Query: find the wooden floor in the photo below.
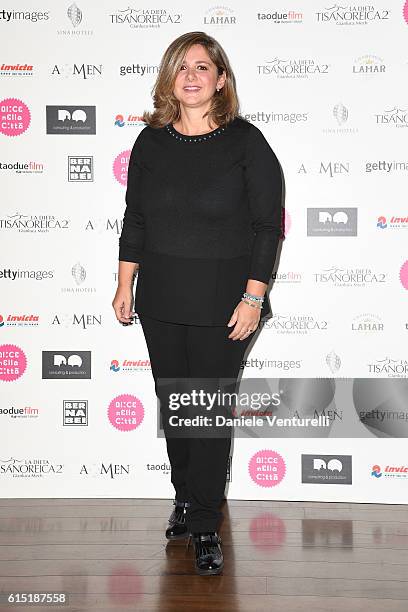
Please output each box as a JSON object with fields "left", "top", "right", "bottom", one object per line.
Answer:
{"left": 0, "top": 498, "right": 407, "bottom": 611}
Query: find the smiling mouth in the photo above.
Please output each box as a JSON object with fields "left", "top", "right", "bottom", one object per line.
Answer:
{"left": 184, "top": 86, "right": 201, "bottom": 91}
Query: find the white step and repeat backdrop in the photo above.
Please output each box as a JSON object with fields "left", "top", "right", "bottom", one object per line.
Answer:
{"left": 1, "top": 1, "right": 408, "bottom": 503}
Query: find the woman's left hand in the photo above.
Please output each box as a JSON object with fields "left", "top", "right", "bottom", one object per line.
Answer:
{"left": 227, "top": 300, "right": 261, "bottom": 340}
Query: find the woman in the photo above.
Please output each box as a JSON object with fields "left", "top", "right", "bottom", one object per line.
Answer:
{"left": 112, "top": 31, "right": 283, "bottom": 576}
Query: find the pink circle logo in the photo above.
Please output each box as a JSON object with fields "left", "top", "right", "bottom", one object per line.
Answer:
{"left": 400, "top": 260, "right": 408, "bottom": 289}
{"left": 0, "top": 98, "right": 31, "bottom": 137}
{"left": 283, "top": 208, "right": 291, "bottom": 237}
{"left": 248, "top": 449, "right": 286, "bottom": 487}
{"left": 108, "top": 393, "right": 144, "bottom": 431}
{"left": 0, "top": 343, "right": 27, "bottom": 381}
{"left": 113, "top": 150, "right": 131, "bottom": 186}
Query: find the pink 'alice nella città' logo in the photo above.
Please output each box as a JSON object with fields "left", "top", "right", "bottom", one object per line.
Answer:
{"left": 248, "top": 449, "right": 286, "bottom": 487}
{"left": 400, "top": 260, "right": 408, "bottom": 289}
{"left": 113, "top": 150, "right": 131, "bottom": 186}
{"left": 403, "top": 0, "right": 408, "bottom": 24}
{"left": 282, "top": 208, "right": 291, "bottom": 237}
{"left": 0, "top": 98, "right": 31, "bottom": 136}
{"left": 0, "top": 343, "right": 27, "bottom": 381}
{"left": 108, "top": 393, "right": 144, "bottom": 431}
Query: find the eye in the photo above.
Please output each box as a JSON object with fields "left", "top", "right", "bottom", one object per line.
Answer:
{"left": 179, "top": 64, "right": 208, "bottom": 70}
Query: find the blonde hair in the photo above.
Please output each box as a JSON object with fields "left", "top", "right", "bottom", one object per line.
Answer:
{"left": 142, "top": 31, "right": 240, "bottom": 129}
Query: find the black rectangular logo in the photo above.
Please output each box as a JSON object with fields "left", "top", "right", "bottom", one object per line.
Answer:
{"left": 302, "top": 454, "right": 352, "bottom": 484}
{"left": 46, "top": 105, "right": 96, "bottom": 134}
{"left": 42, "top": 351, "right": 91, "bottom": 379}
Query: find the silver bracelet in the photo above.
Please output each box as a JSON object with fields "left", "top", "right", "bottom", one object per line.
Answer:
{"left": 243, "top": 291, "right": 264, "bottom": 303}
{"left": 241, "top": 298, "right": 262, "bottom": 309}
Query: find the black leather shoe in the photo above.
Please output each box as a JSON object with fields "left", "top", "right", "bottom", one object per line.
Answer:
{"left": 188, "top": 531, "right": 224, "bottom": 575}
{"left": 165, "top": 499, "right": 191, "bottom": 540}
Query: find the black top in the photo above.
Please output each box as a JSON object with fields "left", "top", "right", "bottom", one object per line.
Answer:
{"left": 118, "top": 115, "right": 283, "bottom": 326}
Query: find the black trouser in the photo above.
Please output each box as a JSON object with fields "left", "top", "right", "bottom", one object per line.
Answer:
{"left": 138, "top": 314, "right": 252, "bottom": 533}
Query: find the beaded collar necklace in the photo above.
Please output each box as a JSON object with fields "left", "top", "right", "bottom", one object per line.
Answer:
{"left": 165, "top": 122, "right": 226, "bottom": 143}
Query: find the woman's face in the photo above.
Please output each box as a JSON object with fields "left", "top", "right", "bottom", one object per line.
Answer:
{"left": 173, "top": 43, "right": 225, "bottom": 111}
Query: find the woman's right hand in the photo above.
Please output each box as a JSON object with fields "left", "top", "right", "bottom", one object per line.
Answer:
{"left": 112, "top": 285, "right": 135, "bottom": 325}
